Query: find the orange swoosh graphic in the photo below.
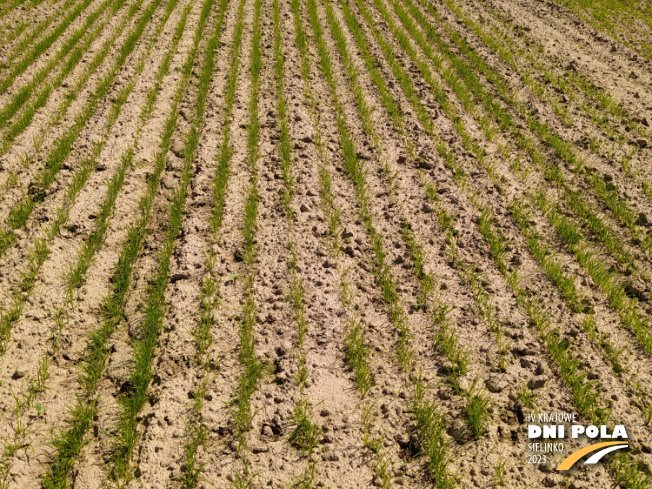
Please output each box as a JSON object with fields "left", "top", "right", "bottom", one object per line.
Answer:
{"left": 557, "top": 441, "right": 629, "bottom": 470}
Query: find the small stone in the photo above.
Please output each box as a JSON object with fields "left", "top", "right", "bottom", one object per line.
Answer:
{"left": 513, "top": 344, "right": 536, "bottom": 356}
{"left": 543, "top": 474, "right": 558, "bottom": 487}
{"left": 171, "top": 140, "right": 185, "bottom": 158}
{"left": 275, "top": 343, "right": 289, "bottom": 357}
{"left": 437, "top": 389, "right": 451, "bottom": 400}
{"left": 321, "top": 452, "right": 339, "bottom": 462}
{"left": 171, "top": 272, "right": 190, "bottom": 283}
{"left": 416, "top": 159, "right": 432, "bottom": 170}
{"left": 624, "top": 280, "right": 647, "bottom": 301}
{"left": 528, "top": 377, "right": 547, "bottom": 390}
{"left": 234, "top": 247, "right": 245, "bottom": 262}
{"left": 636, "top": 213, "right": 650, "bottom": 226}
{"left": 485, "top": 376, "right": 506, "bottom": 393}
{"left": 447, "top": 419, "right": 470, "bottom": 441}
{"left": 300, "top": 203, "right": 310, "bottom": 212}
{"left": 252, "top": 445, "right": 269, "bottom": 454}
{"left": 262, "top": 425, "right": 273, "bottom": 437}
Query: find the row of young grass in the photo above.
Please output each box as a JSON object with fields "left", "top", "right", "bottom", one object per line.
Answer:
{"left": 291, "top": 1, "right": 393, "bottom": 485}
{"left": 509, "top": 192, "right": 652, "bottom": 422}
{"left": 170, "top": 0, "right": 245, "bottom": 486}
{"left": 391, "top": 0, "right": 652, "bottom": 441}
{"left": 0, "top": 0, "right": 74, "bottom": 72}
{"left": 450, "top": 0, "right": 652, "bottom": 204}
{"left": 401, "top": 0, "right": 652, "bottom": 382}
{"left": 0, "top": 1, "right": 186, "bottom": 482}
{"left": 0, "top": 0, "right": 166, "bottom": 353}
{"left": 0, "top": 0, "right": 122, "bottom": 136}
{"left": 345, "top": 1, "right": 652, "bottom": 485}
{"left": 427, "top": 0, "right": 652, "bottom": 258}
{"left": 39, "top": 0, "right": 211, "bottom": 484}
{"left": 292, "top": 0, "right": 372, "bottom": 404}
{"left": 229, "top": 0, "right": 269, "bottom": 486}
{"left": 385, "top": 0, "right": 652, "bottom": 358}
{"left": 110, "top": 0, "right": 229, "bottom": 482}
{"left": 0, "top": 0, "right": 139, "bottom": 163}
{"left": 370, "top": 0, "right": 620, "bottom": 416}
{"left": 64, "top": 0, "right": 185, "bottom": 304}
{"left": 307, "top": 1, "right": 473, "bottom": 486}
{"left": 550, "top": 0, "right": 652, "bottom": 60}
{"left": 472, "top": 0, "right": 636, "bottom": 128}
{"left": 344, "top": 0, "right": 609, "bottom": 426}
{"left": 331, "top": 0, "right": 528, "bottom": 470}
{"left": 0, "top": 0, "right": 100, "bottom": 94}
{"left": 0, "top": 0, "right": 164, "bottom": 260}
{"left": 272, "top": 0, "right": 323, "bottom": 485}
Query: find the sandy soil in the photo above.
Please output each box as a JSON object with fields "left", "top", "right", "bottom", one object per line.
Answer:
{"left": 0, "top": 0, "right": 651, "bottom": 487}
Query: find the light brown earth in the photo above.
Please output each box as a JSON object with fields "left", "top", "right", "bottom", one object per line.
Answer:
{"left": 0, "top": 0, "right": 651, "bottom": 487}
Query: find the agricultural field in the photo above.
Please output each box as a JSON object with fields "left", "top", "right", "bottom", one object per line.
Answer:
{"left": 0, "top": 0, "right": 651, "bottom": 486}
